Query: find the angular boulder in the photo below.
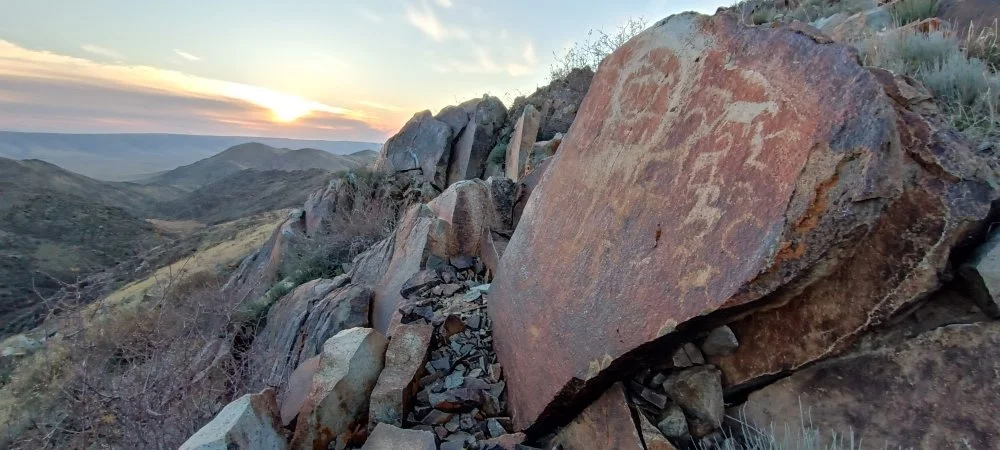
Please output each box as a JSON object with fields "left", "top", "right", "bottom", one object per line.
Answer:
{"left": 291, "top": 328, "right": 389, "bottom": 450}
{"left": 446, "top": 96, "right": 508, "bottom": 186}
{"left": 375, "top": 110, "right": 453, "bottom": 185}
{"left": 550, "top": 383, "right": 645, "bottom": 450}
{"left": 504, "top": 105, "right": 540, "bottom": 182}
{"left": 179, "top": 389, "right": 286, "bottom": 450}
{"left": 739, "top": 322, "right": 1000, "bottom": 449}
{"left": 280, "top": 356, "right": 319, "bottom": 426}
{"left": 251, "top": 281, "right": 371, "bottom": 389}
{"left": 488, "top": 12, "right": 995, "bottom": 432}
{"left": 503, "top": 67, "right": 594, "bottom": 142}
{"left": 511, "top": 156, "right": 552, "bottom": 228}
{"left": 369, "top": 323, "right": 435, "bottom": 428}
{"left": 427, "top": 179, "right": 501, "bottom": 258}
{"left": 360, "top": 423, "right": 437, "bottom": 450}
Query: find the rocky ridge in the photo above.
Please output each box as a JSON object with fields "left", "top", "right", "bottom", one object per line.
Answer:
{"left": 181, "top": 6, "right": 1000, "bottom": 450}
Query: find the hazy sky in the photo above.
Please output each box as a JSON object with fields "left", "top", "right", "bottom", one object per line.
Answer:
{"left": 0, "top": 1, "right": 725, "bottom": 142}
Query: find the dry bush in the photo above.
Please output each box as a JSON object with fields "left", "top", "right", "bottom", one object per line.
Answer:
{"left": 888, "top": 0, "right": 939, "bottom": 26}
{"left": 0, "top": 270, "right": 258, "bottom": 449}
{"left": 965, "top": 20, "right": 1000, "bottom": 72}
{"left": 549, "top": 17, "right": 648, "bottom": 80}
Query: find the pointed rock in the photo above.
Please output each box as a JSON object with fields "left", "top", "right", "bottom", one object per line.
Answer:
{"left": 375, "top": 110, "right": 452, "bottom": 185}
{"left": 662, "top": 366, "right": 724, "bottom": 429}
{"left": 369, "top": 323, "right": 435, "bottom": 428}
{"left": 504, "top": 105, "right": 540, "bottom": 182}
{"left": 550, "top": 383, "right": 645, "bottom": 449}
{"left": 180, "top": 389, "right": 286, "bottom": 450}
{"left": 290, "top": 328, "right": 389, "bottom": 450}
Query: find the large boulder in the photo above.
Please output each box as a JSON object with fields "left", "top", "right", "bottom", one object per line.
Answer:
{"left": 368, "top": 322, "right": 435, "bottom": 428}
{"left": 223, "top": 213, "right": 305, "bottom": 303}
{"left": 446, "top": 96, "right": 508, "bottom": 186}
{"left": 550, "top": 383, "right": 645, "bottom": 450}
{"left": 504, "top": 105, "right": 541, "bottom": 182}
{"left": 739, "top": 321, "right": 1000, "bottom": 449}
{"left": 487, "top": 12, "right": 996, "bottom": 432}
{"left": 375, "top": 111, "right": 453, "bottom": 186}
{"left": 502, "top": 67, "right": 594, "bottom": 142}
{"left": 250, "top": 280, "right": 371, "bottom": 389}
{"left": 179, "top": 389, "right": 286, "bottom": 450}
{"left": 427, "top": 179, "right": 502, "bottom": 258}
{"left": 290, "top": 327, "right": 389, "bottom": 450}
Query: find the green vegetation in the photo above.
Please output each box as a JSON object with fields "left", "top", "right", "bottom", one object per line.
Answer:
{"left": 549, "top": 16, "right": 648, "bottom": 80}
{"left": 861, "top": 30, "right": 1000, "bottom": 145}
{"left": 888, "top": 0, "right": 938, "bottom": 26}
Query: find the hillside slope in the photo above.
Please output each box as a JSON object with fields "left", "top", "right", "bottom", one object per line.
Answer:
{"left": 143, "top": 143, "right": 376, "bottom": 190}
{"left": 0, "top": 131, "right": 380, "bottom": 181}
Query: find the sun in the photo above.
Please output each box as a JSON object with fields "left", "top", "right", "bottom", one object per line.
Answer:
{"left": 270, "top": 102, "right": 311, "bottom": 122}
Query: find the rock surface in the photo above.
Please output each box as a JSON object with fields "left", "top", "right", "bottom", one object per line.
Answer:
{"left": 504, "top": 105, "right": 540, "bottom": 182}
{"left": 361, "top": 423, "right": 437, "bottom": 450}
{"left": 179, "top": 389, "right": 286, "bottom": 450}
{"left": 290, "top": 328, "right": 389, "bottom": 450}
{"left": 487, "top": 12, "right": 995, "bottom": 432}
{"left": 740, "top": 322, "right": 1000, "bottom": 449}
{"left": 369, "top": 323, "right": 435, "bottom": 428}
{"left": 251, "top": 281, "right": 371, "bottom": 389}
{"left": 446, "top": 96, "right": 508, "bottom": 186}
{"left": 550, "top": 383, "right": 644, "bottom": 450}
{"left": 375, "top": 110, "right": 453, "bottom": 185}
{"left": 661, "top": 366, "right": 724, "bottom": 429}
{"left": 428, "top": 180, "right": 502, "bottom": 258}
{"left": 959, "top": 231, "right": 1000, "bottom": 317}
{"left": 502, "top": 67, "right": 594, "bottom": 142}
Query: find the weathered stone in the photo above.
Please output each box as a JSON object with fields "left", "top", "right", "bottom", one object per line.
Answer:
{"left": 428, "top": 179, "right": 500, "bottom": 259}
{"left": 504, "top": 105, "right": 540, "bottom": 182}
{"left": 251, "top": 281, "right": 371, "bottom": 390}
{"left": 637, "top": 411, "right": 679, "bottom": 450}
{"left": 656, "top": 404, "right": 688, "bottom": 438}
{"left": 224, "top": 215, "right": 304, "bottom": 304}
{"left": 401, "top": 270, "right": 442, "bottom": 297}
{"left": 662, "top": 366, "right": 724, "bottom": 430}
{"left": 639, "top": 387, "right": 668, "bottom": 409}
{"left": 483, "top": 178, "right": 516, "bottom": 234}
{"left": 421, "top": 409, "right": 454, "bottom": 426}
{"left": 550, "top": 383, "right": 644, "bottom": 450}
{"left": 682, "top": 343, "right": 704, "bottom": 365}
{"left": 479, "top": 230, "right": 509, "bottom": 276}
{"left": 371, "top": 204, "right": 448, "bottom": 334}
{"left": 349, "top": 238, "right": 395, "bottom": 290}
{"left": 502, "top": 67, "right": 594, "bottom": 142}
{"left": 488, "top": 12, "right": 995, "bottom": 431}
{"left": 480, "top": 432, "right": 527, "bottom": 449}
{"left": 699, "top": 326, "right": 739, "bottom": 356}
{"left": 446, "top": 96, "right": 508, "bottom": 186}
{"left": 375, "top": 110, "right": 453, "bottom": 185}
{"left": 429, "top": 387, "right": 483, "bottom": 412}
{"left": 823, "top": 6, "right": 893, "bottom": 42}
{"left": 740, "top": 322, "right": 1000, "bottom": 449}
{"left": 486, "top": 417, "right": 508, "bottom": 438}
{"left": 360, "top": 423, "right": 437, "bottom": 450}
{"left": 525, "top": 134, "right": 561, "bottom": 178}
{"left": 291, "top": 328, "right": 389, "bottom": 450}
{"left": 370, "top": 323, "right": 435, "bottom": 428}
{"left": 180, "top": 389, "right": 286, "bottom": 450}
{"left": 959, "top": 231, "right": 1000, "bottom": 317}
{"left": 510, "top": 156, "right": 551, "bottom": 228}
{"left": 280, "top": 356, "right": 319, "bottom": 426}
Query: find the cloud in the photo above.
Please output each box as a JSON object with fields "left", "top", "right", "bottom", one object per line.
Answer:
{"left": 433, "top": 0, "right": 453, "bottom": 7}
{"left": 429, "top": 45, "right": 536, "bottom": 77}
{"left": 405, "top": 2, "right": 468, "bottom": 41}
{"left": 81, "top": 44, "right": 124, "bottom": 60}
{"left": 523, "top": 42, "right": 536, "bottom": 65}
{"left": 357, "top": 100, "right": 405, "bottom": 112}
{"left": 357, "top": 7, "right": 384, "bottom": 24}
{"left": 173, "top": 49, "right": 201, "bottom": 61}
{"left": 0, "top": 40, "right": 389, "bottom": 140}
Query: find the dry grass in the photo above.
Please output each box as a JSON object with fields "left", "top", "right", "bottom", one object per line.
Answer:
{"left": 549, "top": 16, "right": 648, "bottom": 80}
{"left": 888, "top": 0, "right": 939, "bottom": 26}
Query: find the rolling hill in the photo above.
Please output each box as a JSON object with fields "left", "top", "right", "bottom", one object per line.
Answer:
{"left": 0, "top": 131, "right": 381, "bottom": 181}
{"left": 141, "top": 142, "right": 377, "bottom": 190}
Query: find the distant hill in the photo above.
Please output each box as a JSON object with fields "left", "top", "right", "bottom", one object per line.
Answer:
{"left": 142, "top": 142, "right": 377, "bottom": 191}
{"left": 157, "top": 168, "right": 335, "bottom": 224}
{"left": 0, "top": 131, "right": 381, "bottom": 181}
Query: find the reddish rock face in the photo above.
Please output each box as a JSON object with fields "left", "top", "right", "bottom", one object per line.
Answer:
{"left": 487, "top": 12, "right": 996, "bottom": 432}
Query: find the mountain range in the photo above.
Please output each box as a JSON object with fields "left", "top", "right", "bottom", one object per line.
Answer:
{"left": 0, "top": 131, "right": 381, "bottom": 181}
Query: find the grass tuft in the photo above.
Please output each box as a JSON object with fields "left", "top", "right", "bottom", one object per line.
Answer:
{"left": 889, "top": 0, "right": 939, "bottom": 26}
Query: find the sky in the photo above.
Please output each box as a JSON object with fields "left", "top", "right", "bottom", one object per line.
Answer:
{"left": 0, "top": 0, "right": 725, "bottom": 142}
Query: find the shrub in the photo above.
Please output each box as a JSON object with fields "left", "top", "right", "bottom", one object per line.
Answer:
{"left": 964, "top": 20, "right": 1000, "bottom": 72}
{"left": 0, "top": 272, "right": 254, "bottom": 449}
{"left": 860, "top": 29, "right": 999, "bottom": 145}
{"left": 782, "top": 0, "right": 877, "bottom": 24}
{"left": 549, "top": 17, "right": 648, "bottom": 80}
{"left": 889, "top": 0, "right": 938, "bottom": 26}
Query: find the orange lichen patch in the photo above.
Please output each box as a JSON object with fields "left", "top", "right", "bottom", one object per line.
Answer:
{"left": 774, "top": 240, "right": 807, "bottom": 264}
{"left": 794, "top": 173, "right": 839, "bottom": 234}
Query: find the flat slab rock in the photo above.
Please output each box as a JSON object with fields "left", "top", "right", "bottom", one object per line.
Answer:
{"left": 740, "top": 321, "right": 1000, "bottom": 449}
{"left": 550, "top": 383, "right": 644, "bottom": 450}
{"left": 180, "top": 389, "right": 286, "bottom": 450}
{"left": 488, "top": 12, "right": 995, "bottom": 432}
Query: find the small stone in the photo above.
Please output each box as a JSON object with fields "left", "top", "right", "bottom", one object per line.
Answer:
{"left": 640, "top": 387, "right": 668, "bottom": 409}
{"left": 445, "top": 372, "right": 465, "bottom": 389}
{"left": 450, "top": 255, "right": 476, "bottom": 270}
{"left": 700, "top": 326, "right": 739, "bottom": 356}
{"left": 432, "top": 285, "right": 444, "bottom": 296}
{"left": 460, "top": 413, "right": 477, "bottom": 430}
{"left": 434, "top": 426, "right": 449, "bottom": 439}
{"left": 401, "top": 270, "right": 442, "bottom": 297}
{"left": 649, "top": 372, "right": 667, "bottom": 389}
{"left": 656, "top": 404, "right": 689, "bottom": 438}
{"left": 360, "top": 423, "right": 436, "bottom": 450}
{"left": 431, "top": 356, "right": 452, "bottom": 372}
{"left": 486, "top": 418, "right": 507, "bottom": 438}
{"left": 444, "top": 315, "right": 467, "bottom": 338}
{"left": 439, "top": 441, "right": 463, "bottom": 450}
{"left": 421, "top": 409, "right": 454, "bottom": 426}
{"left": 445, "top": 414, "right": 461, "bottom": 432}
{"left": 441, "top": 283, "right": 464, "bottom": 296}
{"left": 683, "top": 343, "right": 705, "bottom": 365}
{"left": 662, "top": 366, "right": 724, "bottom": 429}
{"left": 671, "top": 347, "right": 692, "bottom": 368}
{"left": 465, "top": 314, "right": 482, "bottom": 329}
